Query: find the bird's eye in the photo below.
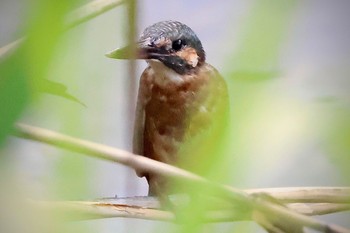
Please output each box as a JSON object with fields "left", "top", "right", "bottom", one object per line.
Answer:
{"left": 172, "top": 39, "right": 185, "bottom": 51}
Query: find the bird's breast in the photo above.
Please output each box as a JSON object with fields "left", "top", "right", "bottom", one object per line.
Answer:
{"left": 143, "top": 73, "right": 209, "bottom": 164}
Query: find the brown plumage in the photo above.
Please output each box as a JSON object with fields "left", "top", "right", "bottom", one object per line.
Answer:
{"left": 106, "top": 20, "right": 229, "bottom": 196}
{"left": 134, "top": 62, "right": 228, "bottom": 195}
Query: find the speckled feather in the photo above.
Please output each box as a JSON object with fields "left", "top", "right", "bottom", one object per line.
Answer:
{"left": 133, "top": 63, "right": 228, "bottom": 195}
{"left": 132, "top": 21, "right": 229, "bottom": 196}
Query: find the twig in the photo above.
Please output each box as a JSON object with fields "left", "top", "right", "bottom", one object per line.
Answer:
{"left": 13, "top": 123, "right": 206, "bottom": 184}
{"left": 287, "top": 203, "right": 350, "bottom": 216}
{"left": 0, "top": 0, "right": 124, "bottom": 59}
{"left": 247, "top": 187, "right": 350, "bottom": 204}
{"left": 64, "top": 0, "right": 124, "bottom": 30}
{"left": 0, "top": 37, "right": 25, "bottom": 61}
{"left": 34, "top": 200, "right": 251, "bottom": 222}
{"left": 13, "top": 123, "right": 350, "bottom": 233}
{"left": 92, "top": 190, "right": 350, "bottom": 215}
{"left": 32, "top": 197, "right": 350, "bottom": 222}
{"left": 33, "top": 200, "right": 175, "bottom": 222}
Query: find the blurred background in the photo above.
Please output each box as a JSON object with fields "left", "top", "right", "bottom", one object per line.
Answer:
{"left": 0, "top": 0, "right": 349, "bottom": 232}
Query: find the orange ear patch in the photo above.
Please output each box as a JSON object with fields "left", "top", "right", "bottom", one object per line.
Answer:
{"left": 176, "top": 47, "right": 199, "bottom": 67}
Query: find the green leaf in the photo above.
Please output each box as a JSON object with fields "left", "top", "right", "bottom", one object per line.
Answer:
{"left": 0, "top": 51, "right": 30, "bottom": 145}
{"left": 37, "top": 79, "right": 85, "bottom": 106}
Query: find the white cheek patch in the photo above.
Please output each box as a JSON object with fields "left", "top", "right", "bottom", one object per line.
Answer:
{"left": 188, "top": 54, "right": 199, "bottom": 67}
{"left": 177, "top": 47, "right": 199, "bottom": 67}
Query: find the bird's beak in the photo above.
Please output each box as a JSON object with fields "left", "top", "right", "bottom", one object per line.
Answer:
{"left": 105, "top": 45, "right": 139, "bottom": 59}
{"left": 106, "top": 43, "right": 168, "bottom": 60}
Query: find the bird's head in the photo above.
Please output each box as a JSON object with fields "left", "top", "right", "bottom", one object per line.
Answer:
{"left": 106, "top": 20, "right": 205, "bottom": 75}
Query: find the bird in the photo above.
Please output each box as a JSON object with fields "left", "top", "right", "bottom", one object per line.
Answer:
{"left": 106, "top": 21, "right": 304, "bottom": 233}
{"left": 106, "top": 20, "right": 229, "bottom": 196}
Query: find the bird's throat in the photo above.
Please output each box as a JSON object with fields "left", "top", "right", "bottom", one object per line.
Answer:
{"left": 148, "top": 60, "right": 185, "bottom": 86}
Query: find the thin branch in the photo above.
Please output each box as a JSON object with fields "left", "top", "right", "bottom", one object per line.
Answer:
{"left": 0, "top": 0, "right": 124, "bottom": 59}
{"left": 92, "top": 189, "right": 350, "bottom": 213}
{"left": 247, "top": 187, "right": 350, "bottom": 204}
{"left": 64, "top": 0, "right": 124, "bottom": 29}
{"left": 33, "top": 198, "right": 350, "bottom": 222}
{"left": 33, "top": 200, "right": 175, "bottom": 222}
{"left": 0, "top": 37, "right": 25, "bottom": 61}
{"left": 13, "top": 123, "right": 350, "bottom": 233}
{"left": 34, "top": 200, "right": 251, "bottom": 222}
{"left": 287, "top": 203, "right": 350, "bottom": 216}
{"left": 13, "top": 123, "right": 206, "bottom": 184}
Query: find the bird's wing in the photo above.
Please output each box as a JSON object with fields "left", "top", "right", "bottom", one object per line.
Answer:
{"left": 178, "top": 64, "right": 230, "bottom": 176}
{"left": 187, "top": 64, "right": 229, "bottom": 137}
{"left": 132, "top": 67, "right": 153, "bottom": 163}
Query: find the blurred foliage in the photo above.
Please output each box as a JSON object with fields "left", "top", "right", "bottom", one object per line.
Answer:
{"left": 0, "top": 0, "right": 349, "bottom": 233}
{"left": 324, "top": 107, "right": 350, "bottom": 183}
{"left": 169, "top": 1, "right": 303, "bottom": 232}
{"left": 0, "top": 0, "right": 79, "bottom": 145}
{"left": 0, "top": 0, "right": 90, "bottom": 232}
{"left": 230, "top": 0, "right": 297, "bottom": 74}
{"left": 0, "top": 50, "right": 29, "bottom": 144}
{"left": 224, "top": 1, "right": 299, "bottom": 186}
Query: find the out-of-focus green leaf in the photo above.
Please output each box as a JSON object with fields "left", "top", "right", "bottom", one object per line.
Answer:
{"left": 227, "top": 0, "right": 298, "bottom": 81}
{"left": 38, "top": 79, "right": 85, "bottom": 106}
{"left": 167, "top": 4, "right": 302, "bottom": 231}
{"left": 24, "top": 0, "right": 80, "bottom": 98}
{"left": 324, "top": 108, "right": 350, "bottom": 183}
{"left": 229, "top": 71, "right": 277, "bottom": 82}
{"left": 0, "top": 0, "right": 80, "bottom": 145}
{"left": 224, "top": 0, "right": 299, "bottom": 186}
{"left": 0, "top": 50, "right": 29, "bottom": 145}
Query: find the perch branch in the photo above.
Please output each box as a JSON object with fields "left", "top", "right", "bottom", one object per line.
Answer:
{"left": 0, "top": 0, "right": 124, "bottom": 59}
{"left": 13, "top": 123, "right": 350, "bottom": 233}
{"left": 247, "top": 187, "right": 350, "bottom": 204}
{"left": 33, "top": 200, "right": 175, "bottom": 222}
{"left": 33, "top": 200, "right": 250, "bottom": 222}
{"left": 287, "top": 203, "right": 350, "bottom": 216}
{"left": 33, "top": 197, "right": 350, "bottom": 222}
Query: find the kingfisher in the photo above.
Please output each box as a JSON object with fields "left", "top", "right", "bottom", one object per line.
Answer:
{"left": 106, "top": 20, "right": 229, "bottom": 196}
